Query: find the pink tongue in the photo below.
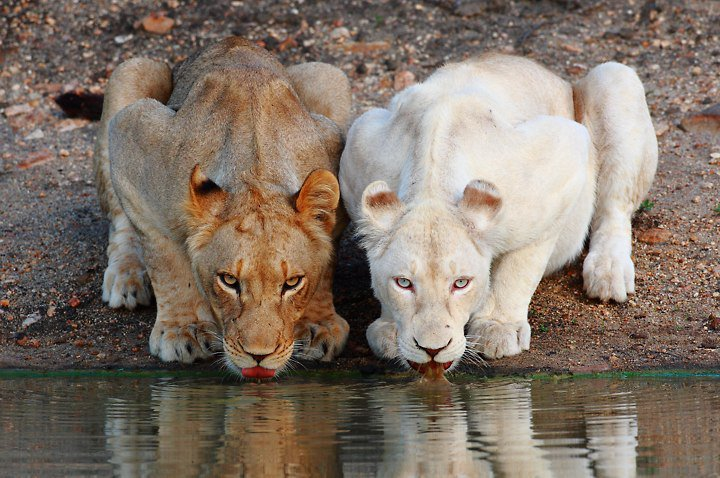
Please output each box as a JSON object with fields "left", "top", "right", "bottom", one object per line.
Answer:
{"left": 241, "top": 366, "right": 276, "bottom": 379}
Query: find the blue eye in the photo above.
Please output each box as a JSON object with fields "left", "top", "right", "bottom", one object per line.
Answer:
{"left": 395, "top": 277, "right": 413, "bottom": 289}
{"left": 453, "top": 278, "right": 470, "bottom": 290}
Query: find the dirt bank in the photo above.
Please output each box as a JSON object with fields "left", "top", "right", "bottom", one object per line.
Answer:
{"left": 1, "top": 0, "right": 718, "bottom": 376}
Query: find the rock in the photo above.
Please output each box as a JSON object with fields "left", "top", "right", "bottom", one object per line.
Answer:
{"left": 114, "top": 34, "right": 134, "bottom": 44}
{"left": 24, "top": 129, "right": 44, "bottom": 140}
{"left": 4, "top": 103, "right": 33, "bottom": 117}
{"left": 141, "top": 13, "right": 174, "bottom": 34}
{"left": 637, "top": 228, "right": 672, "bottom": 244}
{"left": 681, "top": 103, "right": 720, "bottom": 135}
{"left": 17, "top": 149, "right": 55, "bottom": 170}
{"left": 330, "top": 27, "right": 350, "bottom": 40}
{"left": 706, "top": 314, "right": 720, "bottom": 331}
{"left": 394, "top": 70, "right": 416, "bottom": 91}
{"left": 22, "top": 311, "right": 42, "bottom": 329}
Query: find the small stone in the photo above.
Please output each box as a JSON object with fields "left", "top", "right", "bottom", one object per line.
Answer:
{"left": 630, "top": 331, "right": 648, "bottom": 339}
{"left": 700, "top": 337, "right": 718, "bottom": 349}
{"left": 114, "top": 34, "right": 134, "bottom": 44}
{"left": 637, "top": 228, "right": 672, "bottom": 244}
{"left": 692, "top": 196, "right": 701, "bottom": 203}
{"left": 691, "top": 66, "right": 702, "bottom": 76}
{"left": 24, "top": 128, "right": 44, "bottom": 140}
{"left": 707, "top": 314, "right": 720, "bottom": 331}
{"left": 141, "top": 13, "right": 174, "bottom": 34}
{"left": 17, "top": 149, "right": 55, "bottom": 170}
{"left": 22, "top": 311, "right": 42, "bottom": 328}
{"left": 330, "top": 27, "right": 350, "bottom": 40}
{"left": 394, "top": 70, "right": 416, "bottom": 91}
{"left": 46, "top": 306, "right": 56, "bottom": 317}
{"left": 59, "top": 149, "right": 70, "bottom": 157}
{"left": 4, "top": 104, "right": 33, "bottom": 117}
{"left": 68, "top": 297, "right": 81, "bottom": 308}
{"left": 681, "top": 103, "right": 720, "bottom": 135}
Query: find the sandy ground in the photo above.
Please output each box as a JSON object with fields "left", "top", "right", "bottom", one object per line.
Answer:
{"left": 1, "top": 0, "right": 719, "bottom": 377}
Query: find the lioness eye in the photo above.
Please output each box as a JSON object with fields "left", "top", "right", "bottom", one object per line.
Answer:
{"left": 283, "top": 276, "right": 304, "bottom": 291}
{"left": 395, "top": 277, "right": 413, "bottom": 290}
{"left": 220, "top": 273, "right": 238, "bottom": 289}
{"left": 453, "top": 278, "right": 470, "bottom": 290}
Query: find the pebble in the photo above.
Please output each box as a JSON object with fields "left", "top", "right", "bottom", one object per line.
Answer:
{"left": 637, "top": 228, "right": 672, "bottom": 244}
{"left": 114, "top": 34, "right": 134, "bottom": 44}
{"left": 24, "top": 129, "right": 44, "bottom": 140}
{"left": 394, "top": 70, "right": 416, "bottom": 91}
{"left": 330, "top": 27, "right": 350, "bottom": 40}
{"left": 141, "top": 13, "right": 174, "bottom": 34}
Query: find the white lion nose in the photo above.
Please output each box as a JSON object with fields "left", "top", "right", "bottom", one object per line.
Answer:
{"left": 414, "top": 338, "right": 452, "bottom": 360}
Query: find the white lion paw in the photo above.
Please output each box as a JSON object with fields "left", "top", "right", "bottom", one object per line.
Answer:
{"left": 102, "top": 251, "right": 152, "bottom": 310}
{"left": 366, "top": 318, "right": 399, "bottom": 359}
{"left": 467, "top": 319, "right": 531, "bottom": 359}
{"left": 149, "top": 317, "right": 217, "bottom": 363}
{"left": 582, "top": 241, "right": 635, "bottom": 302}
{"left": 294, "top": 313, "right": 349, "bottom": 361}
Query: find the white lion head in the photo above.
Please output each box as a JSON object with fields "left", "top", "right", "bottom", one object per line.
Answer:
{"left": 357, "top": 179, "right": 502, "bottom": 374}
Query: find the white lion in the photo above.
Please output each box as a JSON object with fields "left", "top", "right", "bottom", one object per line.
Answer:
{"left": 340, "top": 54, "right": 657, "bottom": 374}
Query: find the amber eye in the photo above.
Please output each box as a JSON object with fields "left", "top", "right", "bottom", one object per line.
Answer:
{"left": 283, "top": 276, "right": 304, "bottom": 292}
{"left": 453, "top": 278, "right": 470, "bottom": 290}
{"left": 219, "top": 273, "right": 239, "bottom": 290}
{"left": 395, "top": 277, "right": 413, "bottom": 290}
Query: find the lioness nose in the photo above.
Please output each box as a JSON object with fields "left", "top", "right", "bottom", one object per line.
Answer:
{"left": 415, "top": 338, "right": 451, "bottom": 359}
{"left": 249, "top": 353, "right": 270, "bottom": 363}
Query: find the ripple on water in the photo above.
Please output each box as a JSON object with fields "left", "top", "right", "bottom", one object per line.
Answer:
{"left": 0, "top": 373, "right": 719, "bottom": 476}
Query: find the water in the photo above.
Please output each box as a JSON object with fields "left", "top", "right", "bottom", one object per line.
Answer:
{"left": 0, "top": 372, "right": 718, "bottom": 477}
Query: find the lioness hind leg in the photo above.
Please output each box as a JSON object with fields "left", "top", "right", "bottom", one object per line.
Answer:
{"left": 94, "top": 58, "right": 172, "bottom": 310}
{"left": 294, "top": 266, "right": 349, "bottom": 361}
{"left": 143, "top": 235, "right": 218, "bottom": 363}
{"left": 574, "top": 63, "right": 658, "bottom": 302}
{"left": 286, "top": 63, "right": 352, "bottom": 131}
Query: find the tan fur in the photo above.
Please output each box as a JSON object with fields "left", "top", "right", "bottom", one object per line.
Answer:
{"left": 94, "top": 37, "right": 351, "bottom": 372}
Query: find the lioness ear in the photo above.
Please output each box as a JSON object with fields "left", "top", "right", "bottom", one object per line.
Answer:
{"left": 458, "top": 180, "right": 502, "bottom": 230}
{"left": 187, "top": 164, "right": 228, "bottom": 223}
{"left": 359, "top": 181, "right": 404, "bottom": 234}
{"left": 296, "top": 169, "right": 340, "bottom": 235}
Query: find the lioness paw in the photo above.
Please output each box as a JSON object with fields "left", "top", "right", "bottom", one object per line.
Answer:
{"left": 102, "top": 251, "right": 152, "bottom": 310}
{"left": 366, "top": 318, "right": 399, "bottom": 359}
{"left": 467, "top": 319, "right": 531, "bottom": 359}
{"left": 149, "top": 319, "right": 217, "bottom": 363}
{"left": 295, "top": 313, "right": 349, "bottom": 361}
{"left": 583, "top": 240, "right": 635, "bottom": 302}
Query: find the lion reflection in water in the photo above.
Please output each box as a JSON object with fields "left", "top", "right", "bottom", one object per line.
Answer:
{"left": 104, "top": 380, "right": 639, "bottom": 477}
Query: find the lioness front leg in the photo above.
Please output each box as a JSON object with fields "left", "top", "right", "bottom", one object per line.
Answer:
{"left": 574, "top": 63, "right": 658, "bottom": 302}
{"left": 294, "top": 266, "right": 349, "bottom": 361}
{"left": 142, "top": 235, "right": 218, "bottom": 363}
{"left": 467, "top": 238, "right": 557, "bottom": 359}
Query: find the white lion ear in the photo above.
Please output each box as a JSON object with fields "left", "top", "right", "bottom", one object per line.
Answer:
{"left": 358, "top": 181, "right": 404, "bottom": 240}
{"left": 458, "top": 179, "right": 502, "bottom": 231}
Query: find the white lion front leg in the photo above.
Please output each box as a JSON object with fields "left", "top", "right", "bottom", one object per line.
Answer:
{"left": 102, "top": 213, "right": 152, "bottom": 310}
{"left": 366, "top": 308, "right": 399, "bottom": 360}
{"left": 143, "top": 235, "right": 218, "bottom": 363}
{"left": 468, "top": 238, "right": 557, "bottom": 359}
{"left": 575, "top": 62, "right": 658, "bottom": 302}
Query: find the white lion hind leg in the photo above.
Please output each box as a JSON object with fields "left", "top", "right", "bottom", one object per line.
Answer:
{"left": 575, "top": 62, "right": 658, "bottom": 302}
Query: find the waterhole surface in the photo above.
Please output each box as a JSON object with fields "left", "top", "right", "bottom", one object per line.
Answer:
{"left": 0, "top": 372, "right": 718, "bottom": 477}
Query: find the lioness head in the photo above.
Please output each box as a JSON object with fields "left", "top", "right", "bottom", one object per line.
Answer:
{"left": 357, "top": 179, "right": 502, "bottom": 376}
{"left": 185, "top": 166, "right": 339, "bottom": 378}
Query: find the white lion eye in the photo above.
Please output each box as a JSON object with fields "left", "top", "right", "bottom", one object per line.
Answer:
{"left": 394, "top": 277, "right": 413, "bottom": 290}
{"left": 453, "top": 278, "right": 470, "bottom": 290}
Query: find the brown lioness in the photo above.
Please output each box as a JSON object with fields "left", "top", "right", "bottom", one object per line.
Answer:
{"left": 94, "top": 37, "right": 351, "bottom": 378}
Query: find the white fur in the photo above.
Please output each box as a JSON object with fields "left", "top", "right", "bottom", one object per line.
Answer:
{"left": 340, "top": 55, "right": 657, "bottom": 364}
